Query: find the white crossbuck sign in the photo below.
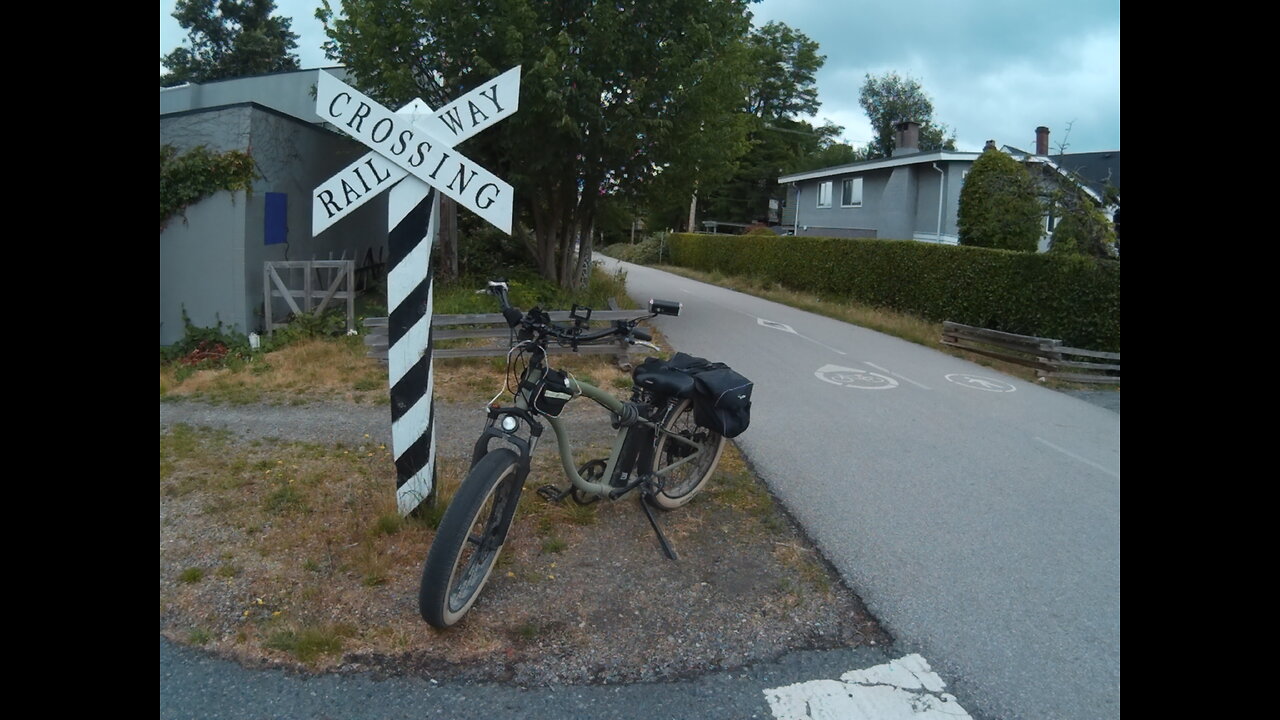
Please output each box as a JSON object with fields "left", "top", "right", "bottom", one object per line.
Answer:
{"left": 313, "top": 67, "right": 521, "bottom": 234}
{"left": 313, "top": 68, "right": 520, "bottom": 515}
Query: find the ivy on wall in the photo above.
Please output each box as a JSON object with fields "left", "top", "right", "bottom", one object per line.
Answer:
{"left": 160, "top": 144, "right": 258, "bottom": 231}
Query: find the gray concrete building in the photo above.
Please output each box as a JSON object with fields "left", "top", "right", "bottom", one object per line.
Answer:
{"left": 160, "top": 69, "right": 387, "bottom": 346}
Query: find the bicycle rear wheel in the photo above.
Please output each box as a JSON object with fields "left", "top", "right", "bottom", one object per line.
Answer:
{"left": 419, "top": 449, "right": 524, "bottom": 628}
{"left": 650, "top": 398, "right": 725, "bottom": 509}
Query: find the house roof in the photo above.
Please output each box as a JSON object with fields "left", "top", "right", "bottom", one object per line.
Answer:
{"left": 777, "top": 150, "right": 981, "bottom": 185}
{"left": 1052, "top": 151, "right": 1120, "bottom": 198}
{"left": 1002, "top": 146, "right": 1118, "bottom": 206}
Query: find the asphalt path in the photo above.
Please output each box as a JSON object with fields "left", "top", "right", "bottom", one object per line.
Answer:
{"left": 600, "top": 256, "right": 1120, "bottom": 720}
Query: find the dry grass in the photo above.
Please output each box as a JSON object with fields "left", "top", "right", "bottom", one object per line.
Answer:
{"left": 160, "top": 337, "right": 389, "bottom": 406}
{"left": 159, "top": 415, "right": 883, "bottom": 674}
{"left": 160, "top": 424, "right": 439, "bottom": 665}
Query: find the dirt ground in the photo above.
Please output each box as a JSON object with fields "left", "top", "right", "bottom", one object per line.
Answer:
{"left": 160, "top": 394, "right": 890, "bottom": 685}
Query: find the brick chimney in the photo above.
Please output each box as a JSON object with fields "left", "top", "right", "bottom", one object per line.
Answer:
{"left": 893, "top": 120, "right": 921, "bottom": 156}
{"left": 983, "top": 140, "right": 997, "bottom": 151}
{"left": 1035, "top": 126, "right": 1050, "bottom": 155}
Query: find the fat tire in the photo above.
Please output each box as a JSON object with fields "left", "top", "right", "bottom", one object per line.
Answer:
{"left": 419, "top": 449, "right": 524, "bottom": 628}
{"left": 650, "top": 398, "right": 725, "bottom": 510}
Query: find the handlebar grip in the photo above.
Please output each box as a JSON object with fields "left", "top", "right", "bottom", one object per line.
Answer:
{"left": 631, "top": 328, "right": 652, "bottom": 342}
{"left": 502, "top": 307, "right": 523, "bottom": 328}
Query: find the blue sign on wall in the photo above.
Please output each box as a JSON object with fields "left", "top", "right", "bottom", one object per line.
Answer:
{"left": 265, "top": 193, "right": 287, "bottom": 245}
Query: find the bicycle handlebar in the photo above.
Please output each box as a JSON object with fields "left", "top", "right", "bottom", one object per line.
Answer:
{"left": 484, "top": 279, "right": 652, "bottom": 348}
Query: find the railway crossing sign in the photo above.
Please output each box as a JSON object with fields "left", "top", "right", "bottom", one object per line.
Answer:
{"left": 313, "top": 68, "right": 521, "bottom": 515}
{"left": 313, "top": 68, "right": 520, "bottom": 235}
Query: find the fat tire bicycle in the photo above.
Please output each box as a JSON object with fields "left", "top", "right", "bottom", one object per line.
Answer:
{"left": 418, "top": 280, "right": 725, "bottom": 628}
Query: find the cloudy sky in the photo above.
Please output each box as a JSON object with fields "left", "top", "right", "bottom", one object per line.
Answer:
{"left": 160, "top": 0, "right": 1120, "bottom": 153}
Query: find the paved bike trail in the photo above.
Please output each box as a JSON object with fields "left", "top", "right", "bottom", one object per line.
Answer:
{"left": 600, "top": 257, "right": 1120, "bottom": 720}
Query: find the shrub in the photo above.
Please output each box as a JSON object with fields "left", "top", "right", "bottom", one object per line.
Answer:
{"left": 958, "top": 149, "right": 1043, "bottom": 252}
{"left": 666, "top": 233, "right": 1120, "bottom": 350}
{"left": 1050, "top": 192, "right": 1117, "bottom": 259}
{"left": 599, "top": 233, "right": 668, "bottom": 265}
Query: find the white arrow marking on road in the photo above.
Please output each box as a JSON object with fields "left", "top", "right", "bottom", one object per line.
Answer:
{"left": 315, "top": 71, "right": 514, "bottom": 233}
{"left": 945, "top": 374, "right": 1016, "bottom": 392}
{"left": 764, "top": 654, "right": 974, "bottom": 720}
{"left": 864, "top": 361, "right": 931, "bottom": 390}
{"left": 313, "top": 67, "right": 521, "bottom": 235}
{"left": 758, "top": 318, "right": 797, "bottom": 334}
{"left": 755, "top": 316, "right": 847, "bottom": 355}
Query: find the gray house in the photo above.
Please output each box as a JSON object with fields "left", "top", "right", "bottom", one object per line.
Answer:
{"left": 160, "top": 68, "right": 387, "bottom": 346}
{"left": 778, "top": 122, "right": 1119, "bottom": 250}
{"left": 778, "top": 121, "right": 979, "bottom": 244}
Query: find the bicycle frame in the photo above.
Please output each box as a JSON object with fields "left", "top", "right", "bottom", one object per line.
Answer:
{"left": 475, "top": 348, "right": 711, "bottom": 502}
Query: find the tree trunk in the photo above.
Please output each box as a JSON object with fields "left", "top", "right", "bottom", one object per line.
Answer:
{"left": 439, "top": 197, "right": 458, "bottom": 281}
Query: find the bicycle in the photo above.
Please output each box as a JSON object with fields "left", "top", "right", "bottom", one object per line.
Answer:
{"left": 418, "top": 280, "right": 727, "bottom": 628}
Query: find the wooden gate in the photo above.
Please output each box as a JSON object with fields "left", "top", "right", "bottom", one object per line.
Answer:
{"left": 263, "top": 260, "right": 355, "bottom": 336}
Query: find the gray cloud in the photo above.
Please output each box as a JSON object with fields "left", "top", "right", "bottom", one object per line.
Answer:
{"left": 752, "top": 0, "right": 1120, "bottom": 152}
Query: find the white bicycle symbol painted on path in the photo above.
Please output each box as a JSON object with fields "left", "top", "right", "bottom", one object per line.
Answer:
{"left": 815, "top": 364, "right": 899, "bottom": 390}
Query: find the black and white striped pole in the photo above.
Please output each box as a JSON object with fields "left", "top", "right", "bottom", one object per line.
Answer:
{"left": 312, "top": 69, "right": 521, "bottom": 515}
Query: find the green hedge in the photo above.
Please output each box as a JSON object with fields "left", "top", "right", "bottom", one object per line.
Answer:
{"left": 667, "top": 233, "right": 1120, "bottom": 351}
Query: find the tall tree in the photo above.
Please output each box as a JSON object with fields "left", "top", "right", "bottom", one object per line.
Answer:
{"left": 858, "top": 72, "right": 955, "bottom": 159}
{"left": 957, "top": 147, "right": 1042, "bottom": 252}
{"left": 319, "top": 0, "right": 756, "bottom": 288}
{"left": 161, "top": 0, "right": 300, "bottom": 87}
{"left": 700, "top": 21, "right": 826, "bottom": 225}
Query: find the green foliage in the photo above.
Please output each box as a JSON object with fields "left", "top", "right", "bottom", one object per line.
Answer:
{"left": 1050, "top": 192, "right": 1117, "bottom": 259}
{"left": 161, "top": 0, "right": 300, "bottom": 86}
{"left": 161, "top": 310, "right": 257, "bottom": 370}
{"left": 454, "top": 225, "right": 537, "bottom": 279}
{"left": 319, "top": 0, "right": 757, "bottom": 288}
{"left": 745, "top": 22, "right": 824, "bottom": 121}
{"left": 666, "top": 233, "right": 1120, "bottom": 351}
{"left": 269, "top": 309, "right": 350, "bottom": 344}
{"left": 160, "top": 144, "right": 258, "bottom": 231}
{"left": 264, "top": 626, "right": 344, "bottom": 663}
{"left": 599, "top": 233, "right": 668, "bottom": 265}
{"left": 433, "top": 265, "right": 632, "bottom": 316}
{"left": 958, "top": 150, "right": 1043, "bottom": 252}
{"left": 179, "top": 568, "right": 206, "bottom": 583}
{"left": 699, "top": 22, "right": 832, "bottom": 226}
{"left": 858, "top": 72, "right": 956, "bottom": 159}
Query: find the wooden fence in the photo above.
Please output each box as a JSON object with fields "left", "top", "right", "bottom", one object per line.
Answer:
{"left": 363, "top": 305, "right": 650, "bottom": 367}
{"left": 941, "top": 321, "right": 1120, "bottom": 385}
{"left": 264, "top": 260, "right": 355, "bottom": 336}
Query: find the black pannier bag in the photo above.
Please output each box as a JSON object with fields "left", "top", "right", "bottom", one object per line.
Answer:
{"left": 664, "top": 352, "right": 753, "bottom": 438}
{"left": 691, "top": 366, "right": 753, "bottom": 438}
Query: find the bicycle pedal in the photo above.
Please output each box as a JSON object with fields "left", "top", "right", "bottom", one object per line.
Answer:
{"left": 536, "top": 484, "right": 568, "bottom": 503}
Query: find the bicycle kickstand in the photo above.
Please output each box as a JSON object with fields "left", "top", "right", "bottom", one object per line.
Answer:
{"left": 638, "top": 492, "right": 679, "bottom": 561}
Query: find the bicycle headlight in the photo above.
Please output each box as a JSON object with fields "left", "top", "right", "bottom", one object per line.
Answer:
{"left": 500, "top": 416, "right": 519, "bottom": 433}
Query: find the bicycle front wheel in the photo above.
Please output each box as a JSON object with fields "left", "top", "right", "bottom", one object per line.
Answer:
{"left": 419, "top": 449, "right": 524, "bottom": 628}
{"left": 650, "top": 398, "right": 725, "bottom": 510}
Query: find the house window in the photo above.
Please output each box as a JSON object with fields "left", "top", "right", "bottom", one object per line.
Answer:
{"left": 841, "top": 178, "right": 863, "bottom": 207}
{"left": 817, "top": 181, "right": 832, "bottom": 208}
